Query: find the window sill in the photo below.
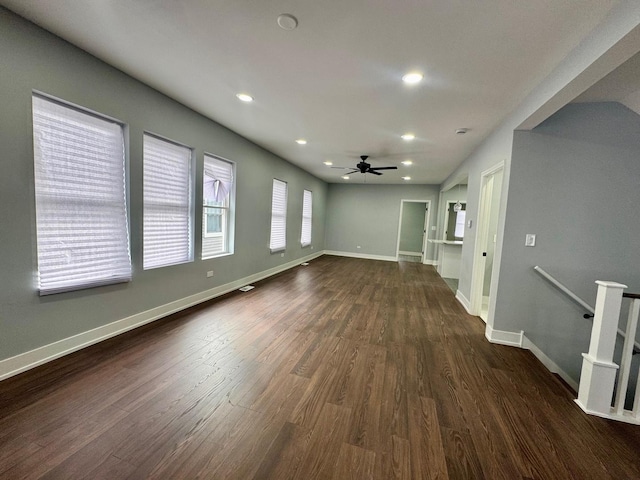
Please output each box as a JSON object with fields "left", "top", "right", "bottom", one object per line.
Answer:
{"left": 202, "top": 251, "right": 234, "bottom": 260}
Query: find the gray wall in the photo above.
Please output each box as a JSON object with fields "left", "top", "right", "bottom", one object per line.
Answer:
{"left": 494, "top": 102, "right": 640, "bottom": 382}
{"left": 399, "top": 202, "right": 426, "bottom": 253}
{"left": 0, "top": 9, "right": 327, "bottom": 361}
{"left": 325, "top": 184, "right": 440, "bottom": 260}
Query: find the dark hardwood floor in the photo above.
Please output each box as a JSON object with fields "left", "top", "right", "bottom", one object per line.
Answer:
{"left": 1, "top": 255, "right": 640, "bottom": 479}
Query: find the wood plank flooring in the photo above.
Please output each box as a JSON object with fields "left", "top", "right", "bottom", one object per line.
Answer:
{"left": 1, "top": 255, "right": 640, "bottom": 479}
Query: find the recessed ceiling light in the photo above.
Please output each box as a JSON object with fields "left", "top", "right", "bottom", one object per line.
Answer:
{"left": 342, "top": 175, "right": 349, "bottom": 180}
{"left": 401, "top": 133, "right": 415, "bottom": 141}
{"left": 402, "top": 72, "right": 423, "bottom": 84}
{"left": 296, "top": 139, "right": 307, "bottom": 145}
{"left": 402, "top": 176, "right": 411, "bottom": 181}
{"left": 323, "top": 161, "right": 333, "bottom": 166}
{"left": 277, "top": 13, "right": 298, "bottom": 30}
{"left": 236, "top": 93, "right": 253, "bottom": 102}
{"left": 456, "top": 128, "right": 468, "bottom": 135}
{"left": 401, "top": 160, "right": 413, "bottom": 166}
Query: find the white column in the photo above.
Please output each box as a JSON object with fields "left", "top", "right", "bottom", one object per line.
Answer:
{"left": 576, "top": 281, "right": 627, "bottom": 416}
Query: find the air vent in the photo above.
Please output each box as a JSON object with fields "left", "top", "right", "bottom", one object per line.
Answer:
{"left": 238, "top": 285, "right": 255, "bottom": 292}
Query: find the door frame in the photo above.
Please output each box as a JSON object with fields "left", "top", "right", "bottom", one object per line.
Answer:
{"left": 470, "top": 162, "right": 504, "bottom": 320}
{"left": 395, "top": 199, "right": 431, "bottom": 264}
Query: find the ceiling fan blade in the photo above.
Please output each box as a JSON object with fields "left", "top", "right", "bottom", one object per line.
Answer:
{"left": 369, "top": 166, "right": 397, "bottom": 171}
{"left": 344, "top": 170, "right": 359, "bottom": 175}
{"left": 368, "top": 170, "right": 382, "bottom": 175}
{"left": 330, "top": 166, "right": 353, "bottom": 169}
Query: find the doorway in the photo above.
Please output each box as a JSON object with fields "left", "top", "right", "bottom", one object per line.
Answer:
{"left": 396, "top": 200, "right": 430, "bottom": 263}
{"left": 471, "top": 163, "right": 504, "bottom": 322}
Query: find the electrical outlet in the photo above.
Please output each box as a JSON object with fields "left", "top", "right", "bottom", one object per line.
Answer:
{"left": 206, "top": 271, "right": 213, "bottom": 278}
{"left": 280, "top": 252, "right": 284, "bottom": 257}
{"left": 356, "top": 245, "right": 361, "bottom": 249}
{"left": 525, "top": 234, "right": 536, "bottom": 247}
{"left": 311, "top": 245, "right": 314, "bottom": 249}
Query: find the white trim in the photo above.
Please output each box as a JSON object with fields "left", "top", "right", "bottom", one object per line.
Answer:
{"left": 395, "top": 199, "right": 431, "bottom": 264}
{"left": 398, "top": 250, "right": 422, "bottom": 256}
{"left": 574, "top": 402, "right": 640, "bottom": 426}
{"left": 523, "top": 336, "right": 579, "bottom": 391}
{"left": 0, "top": 251, "right": 326, "bottom": 381}
{"left": 455, "top": 290, "right": 472, "bottom": 314}
{"left": 485, "top": 324, "right": 524, "bottom": 348}
{"left": 324, "top": 251, "right": 397, "bottom": 262}
{"left": 483, "top": 329, "right": 579, "bottom": 392}
{"left": 422, "top": 259, "right": 436, "bottom": 266}
{"left": 470, "top": 161, "right": 504, "bottom": 318}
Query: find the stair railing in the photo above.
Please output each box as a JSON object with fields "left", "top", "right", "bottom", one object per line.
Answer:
{"left": 533, "top": 266, "right": 640, "bottom": 354}
{"left": 575, "top": 282, "right": 640, "bottom": 425}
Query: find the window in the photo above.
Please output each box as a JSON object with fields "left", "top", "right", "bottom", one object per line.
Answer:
{"left": 301, "top": 189, "right": 312, "bottom": 246}
{"left": 454, "top": 210, "right": 466, "bottom": 238}
{"left": 143, "top": 134, "right": 193, "bottom": 269}
{"left": 269, "top": 179, "right": 287, "bottom": 252}
{"left": 446, "top": 202, "right": 466, "bottom": 241}
{"left": 202, "top": 154, "right": 234, "bottom": 258}
{"left": 32, "top": 94, "right": 131, "bottom": 295}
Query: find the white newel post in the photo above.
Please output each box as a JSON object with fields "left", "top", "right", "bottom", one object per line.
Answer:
{"left": 576, "top": 281, "right": 627, "bottom": 416}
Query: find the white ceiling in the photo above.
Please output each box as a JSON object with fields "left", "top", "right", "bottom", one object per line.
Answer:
{"left": 1, "top": 0, "right": 621, "bottom": 184}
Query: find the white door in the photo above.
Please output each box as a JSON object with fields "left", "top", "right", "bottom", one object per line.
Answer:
{"left": 472, "top": 165, "right": 504, "bottom": 321}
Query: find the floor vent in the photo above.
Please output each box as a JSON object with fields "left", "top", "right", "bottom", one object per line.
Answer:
{"left": 238, "top": 285, "right": 255, "bottom": 292}
{"left": 301, "top": 262, "right": 309, "bottom": 266}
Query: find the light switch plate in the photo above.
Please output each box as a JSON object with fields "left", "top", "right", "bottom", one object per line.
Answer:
{"left": 525, "top": 234, "right": 536, "bottom": 247}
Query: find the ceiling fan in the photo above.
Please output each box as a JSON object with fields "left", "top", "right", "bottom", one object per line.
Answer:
{"left": 333, "top": 155, "right": 398, "bottom": 176}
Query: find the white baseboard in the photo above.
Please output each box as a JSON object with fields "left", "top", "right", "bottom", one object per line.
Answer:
{"left": 484, "top": 326, "right": 579, "bottom": 392}
{"left": 325, "top": 250, "right": 397, "bottom": 262}
{"left": 522, "top": 335, "right": 579, "bottom": 391}
{"left": 0, "top": 251, "right": 326, "bottom": 382}
{"left": 485, "top": 324, "right": 524, "bottom": 348}
{"left": 398, "top": 250, "right": 422, "bottom": 256}
{"left": 422, "top": 259, "right": 436, "bottom": 265}
{"left": 455, "top": 290, "right": 472, "bottom": 314}
{"left": 574, "top": 401, "right": 640, "bottom": 425}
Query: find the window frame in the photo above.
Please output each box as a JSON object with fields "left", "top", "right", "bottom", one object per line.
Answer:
{"left": 32, "top": 92, "right": 132, "bottom": 295}
{"left": 269, "top": 178, "right": 288, "bottom": 253}
{"left": 142, "top": 132, "right": 194, "bottom": 270}
{"left": 301, "top": 189, "right": 312, "bottom": 247}
{"left": 202, "top": 153, "right": 235, "bottom": 259}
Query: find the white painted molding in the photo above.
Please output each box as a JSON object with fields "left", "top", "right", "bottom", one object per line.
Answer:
{"left": 455, "top": 290, "right": 472, "bottom": 314}
{"left": 422, "top": 259, "right": 436, "bottom": 266}
{"left": 398, "top": 250, "right": 422, "bottom": 256}
{"left": 522, "top": 335, "right": 579, "bottom": 392}
{"left": 574, "top": 401, "right": 640, "bottom": 426}
{"left": 0, "top": 250, "right": 326, "bottom": 381}
{"left": 324, "top": 250, "right": 397, "bottom": 262}
{"left": 485, "top": 325, "right": 524, "bottom": 348}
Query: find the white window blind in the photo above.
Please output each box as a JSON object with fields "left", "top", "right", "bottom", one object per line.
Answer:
{"left": 32, "top": 94, "right": 131, "bottom": 295}
{"left": 202, "top": 154, "right": 233, "bottom": 259}
{"left": 143, "top": 134, "right": 193, "bottom": 269}
{"left": 301, "top": 189, "right": 312, "bottom": 246}
{"left": 454, "top": 210, "right": 466, "bottom": 238}
{"left": 269, "top": 179, "right": 287, "bottom": 253}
